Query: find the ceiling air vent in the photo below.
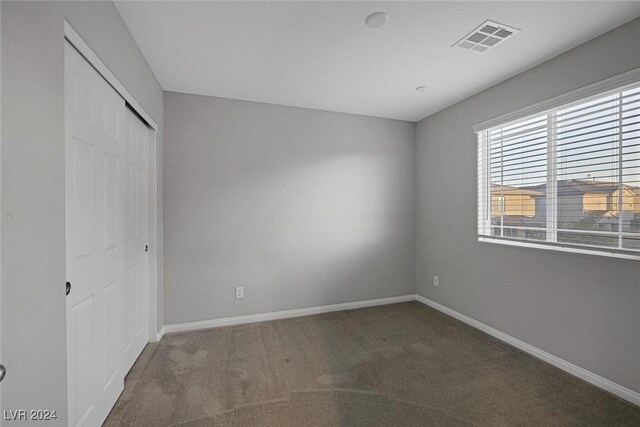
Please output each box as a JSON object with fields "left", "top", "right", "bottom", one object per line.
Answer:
{"left": 453, "top": 20, "right": 520, "bottom": 54}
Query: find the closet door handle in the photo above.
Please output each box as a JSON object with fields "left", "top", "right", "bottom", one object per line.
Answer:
{"left": 0, "top": 364, "right": 6, "bottom": 382}
{"left": 66, "top": 282, "right": 71, "bottom": 296}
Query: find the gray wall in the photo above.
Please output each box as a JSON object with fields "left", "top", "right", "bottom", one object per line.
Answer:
{"left": 416, "top": 18, "right": 640, "bottom": 393}
{"left": 1, "top": 2, "right": 163, "bottom": 424}
{"left": 164, "top": 92, "right": 415, "bottom": 325}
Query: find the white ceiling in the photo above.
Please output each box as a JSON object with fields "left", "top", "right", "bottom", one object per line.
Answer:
{"left": 114, "top": 1, "right": 640, "bottom": 122}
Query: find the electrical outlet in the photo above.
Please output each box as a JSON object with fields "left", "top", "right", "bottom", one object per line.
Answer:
{"left": 235, "top": 287, "right": 244, "bottom": 299}
{"left": 433, "top": 276, "right": 439, "bottom": 287}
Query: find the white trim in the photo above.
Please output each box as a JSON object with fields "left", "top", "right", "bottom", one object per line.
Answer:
{"left": 478, "top": 236, "right": 640, "bottom": 261}
{"left": 473, "top": 66, "right": 640, "bottom": 133}
{"left": 146, "top": 126, "right": 161, "bottom": 344}
{"left": 414, "top": 294, "right": 640, "bottom": 407}
{"left": 64, "top": 20, "right": 164, "bottom": 344}
{"left": 164, "top": 295, "right": 415, "bottom": 334}
{"left": 64, "top": 20, "right": 158, "bottom": 130}
{"left": 152, "top": 327, "right": 165, "bottom": 343}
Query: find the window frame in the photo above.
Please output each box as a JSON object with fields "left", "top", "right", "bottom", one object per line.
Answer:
{"left": 475, "top": 68, "right": 640, "bottom": 260}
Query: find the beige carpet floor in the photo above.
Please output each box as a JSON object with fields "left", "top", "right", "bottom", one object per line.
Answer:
{"left": 104, "top": 301, "right": 640, "bottom": 426}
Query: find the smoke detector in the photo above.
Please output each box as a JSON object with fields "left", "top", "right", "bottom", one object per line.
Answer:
{"left": 453, "top": 20, "right": 520, "bottom": 54}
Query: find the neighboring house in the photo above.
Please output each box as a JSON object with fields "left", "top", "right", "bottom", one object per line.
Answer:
{"left": 563, "top": 179, "right": 640, "bottom": 214}
{"left": 492, "top": 179, "right": 640, "bottom": 233}
{"left": 491, "top": 185, "right": 544, "bottom": 239}
{"left": 553, "top": 180, "right": 640, "bottom": 232}
{"left": 491, "top": 185, "right": 542, "bottom": 218}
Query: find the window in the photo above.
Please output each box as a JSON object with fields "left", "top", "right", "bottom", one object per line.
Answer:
{"left": 477, "top": 81, "right": 640, "bottom": 257}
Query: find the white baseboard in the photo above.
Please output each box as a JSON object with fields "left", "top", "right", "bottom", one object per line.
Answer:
{"left": 164, "top": 294, "right": 415, "bottom": 334}
{"left": 158, "top": 292, "right": 639, "bottom": 407}
{"left": 151, "top": 327, "right": 165, "bottom": 343}
{"left": 414, "top": 294, "right": 640, "bottom": 407}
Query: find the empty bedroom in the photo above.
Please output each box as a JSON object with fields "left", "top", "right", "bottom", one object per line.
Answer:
{"left": 1, "top": 1, "right": 639, "bottom": 426}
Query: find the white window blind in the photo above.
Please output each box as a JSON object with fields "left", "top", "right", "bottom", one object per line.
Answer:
{"left": 478, "top": 82, "right": 640, "bottom": 255}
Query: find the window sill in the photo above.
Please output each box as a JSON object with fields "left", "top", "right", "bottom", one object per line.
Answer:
{"left": 478, "top": 236, "right": 640, "bottom": 261}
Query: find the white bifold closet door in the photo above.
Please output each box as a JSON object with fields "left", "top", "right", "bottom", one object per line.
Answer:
{"left": 65, "top": 41, "right": 126, "bottom": 427}
{"left": 122, "top": 107, "right": 150, "bottom": 374}
{"left": 65, "top": 41, "right": 149, "bottom": 427}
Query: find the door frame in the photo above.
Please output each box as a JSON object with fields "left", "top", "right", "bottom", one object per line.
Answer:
{"left": 64, "top": 20, "right": 162, "bottom": 344}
